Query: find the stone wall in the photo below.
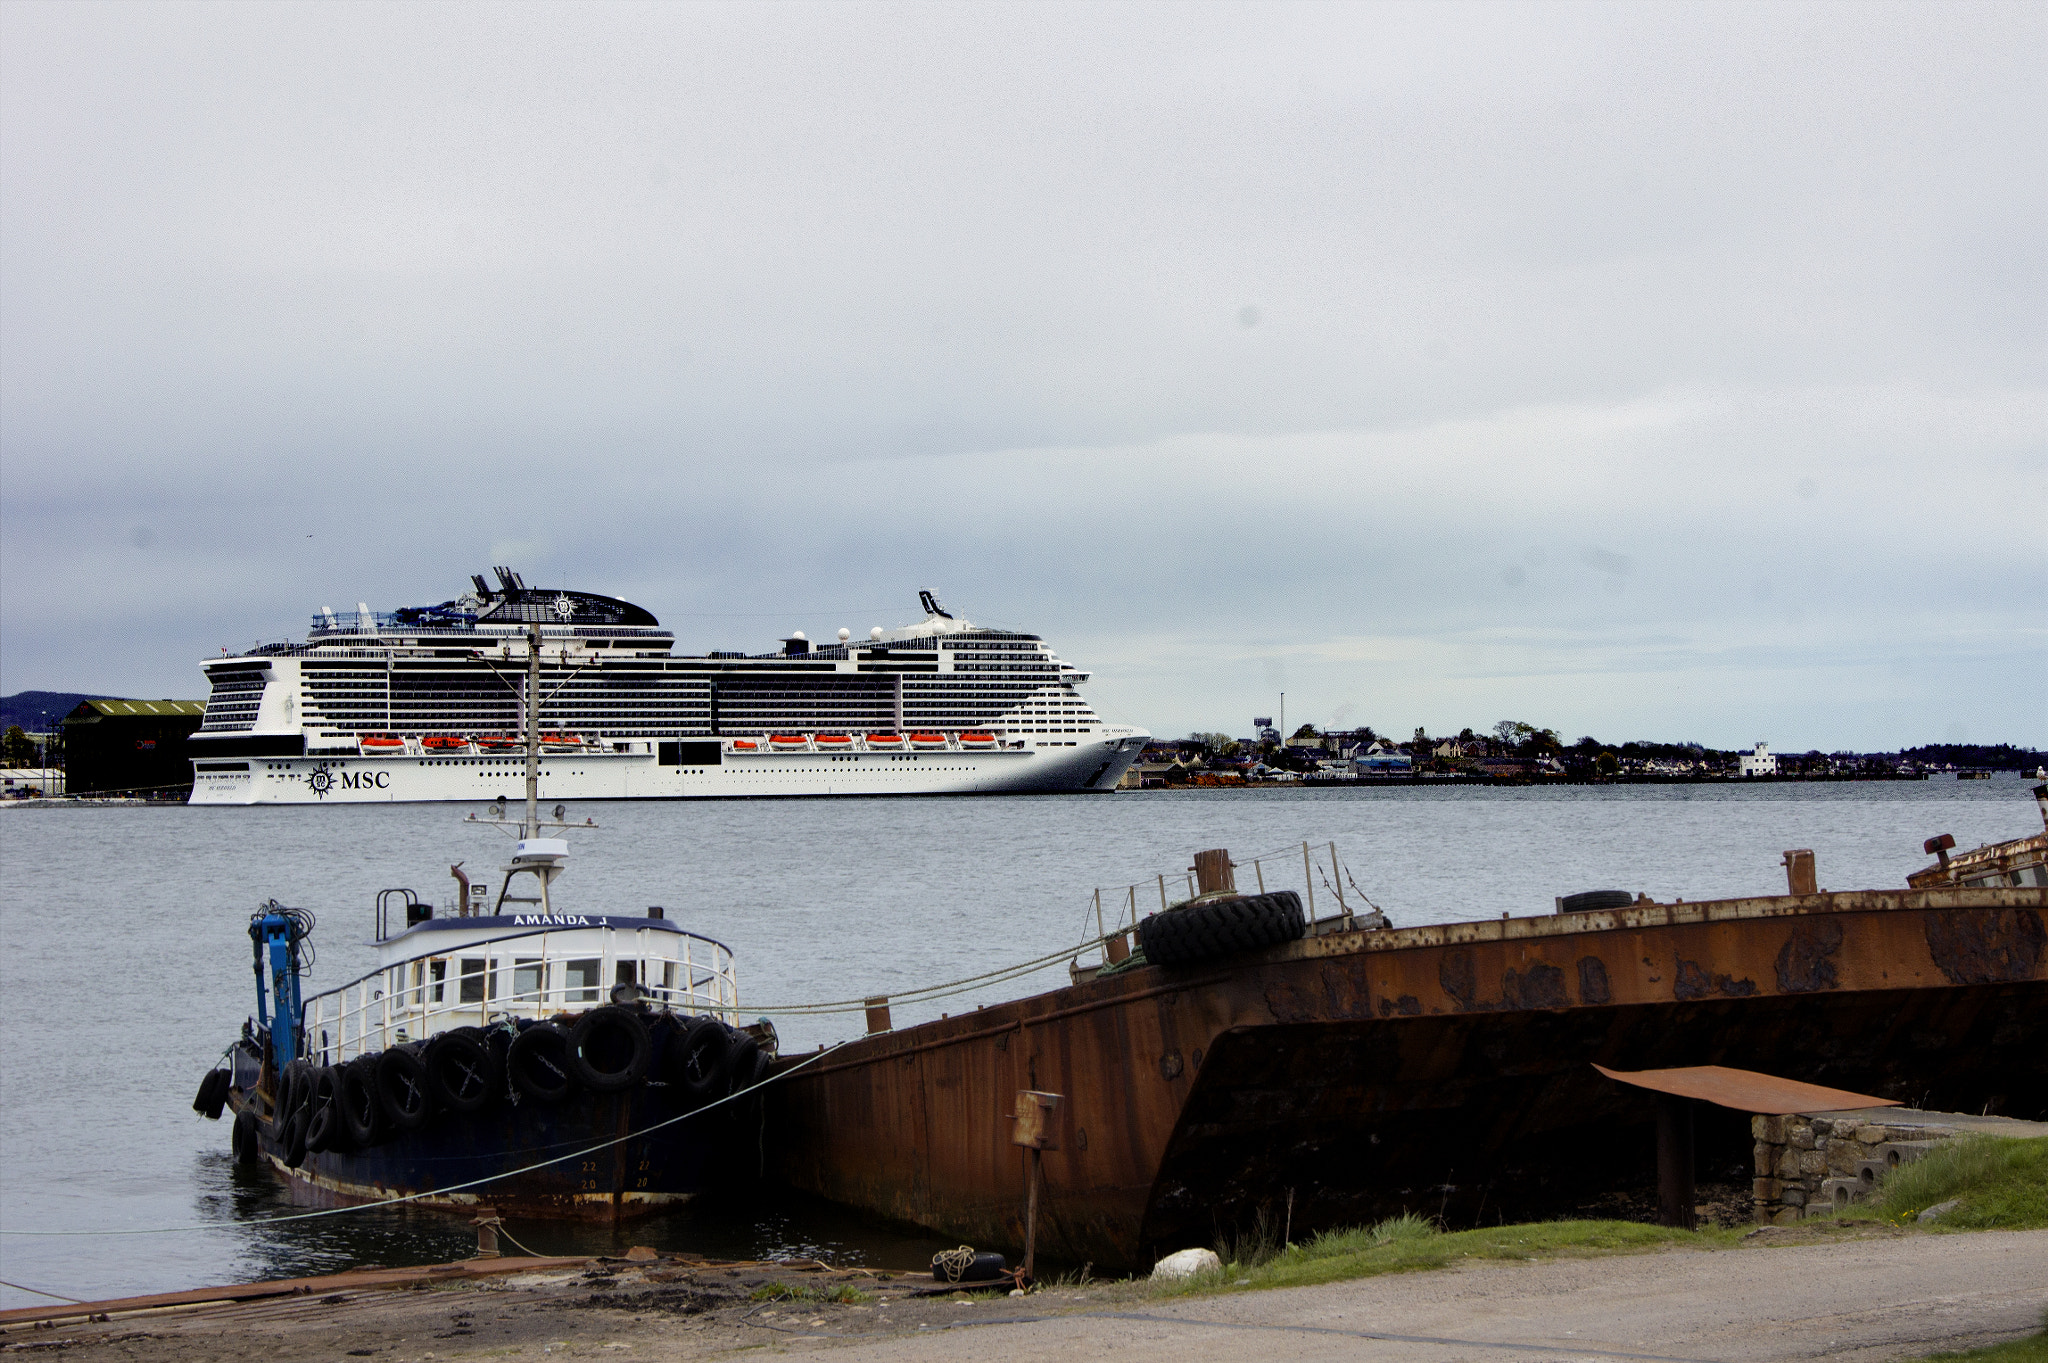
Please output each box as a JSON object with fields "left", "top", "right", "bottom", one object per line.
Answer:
{"left": 1750, "top": 1113, "right": 1951, "bottom": 1223}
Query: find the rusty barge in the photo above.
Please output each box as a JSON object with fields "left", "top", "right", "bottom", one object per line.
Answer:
{"left": 764, "top": 796, "right": 2048, "bottom": 1270}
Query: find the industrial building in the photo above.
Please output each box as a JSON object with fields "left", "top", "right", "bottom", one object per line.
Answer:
{"left": 61, "top": 699, "right": 205, "bottom": 797}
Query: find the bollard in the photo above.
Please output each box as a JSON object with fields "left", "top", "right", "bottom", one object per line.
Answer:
{"left": 1781, "top": 850, "right": 1817, "bottom": 896}
{"left": 471, "top": 1208, "right": 502, "bottom": 1258}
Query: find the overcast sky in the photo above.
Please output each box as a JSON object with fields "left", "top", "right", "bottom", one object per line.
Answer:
{"left": 2, "top": 1, "right": 2041, "bottom": 749}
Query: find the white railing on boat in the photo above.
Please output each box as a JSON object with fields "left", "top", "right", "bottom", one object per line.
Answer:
{"left": 301, "top": 926, "right": 738, "bottom": 1063}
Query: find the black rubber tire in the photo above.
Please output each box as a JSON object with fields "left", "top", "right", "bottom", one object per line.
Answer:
{"left": 664, "top": 1016, "right": 728, "bottom": 1104}
{"left": 507, "top": 1022, "right": 577, "bottom": 1103}
{"left": 1559, "top": 890, "right": 1634, "bottom": 913}
{"left": 281, "top": 1107, "right": 310, "bottom": 1168}
{"left": 340, "top": 1056, "right": 385, "bottom": 1147}
{"left": 305, "top": 1067, "right": 345, "bottom": 1153}
{"left": 423, "top": 1031, "right": 497, "bottom": 1114}
{"left": 721, "top": 1034, "right": 762, "bottom": 1098}
{"left": 570, "top": 1007, "right": 651, "bottom": 1093}
{"left": 193, "top": 1068, "right": 230, "bottom": 1120}
{"left": 1137, "top": 889, "right": 1305, "bottom": 967}
{"left": 231, "top": 1107, "right": 260, "bottom": 1166}
{"left": 375, "top": 1046, "right": 432, "bottom": 1131}
{"left": 272, "top": 1060, "right": 310, "bottom": 1136}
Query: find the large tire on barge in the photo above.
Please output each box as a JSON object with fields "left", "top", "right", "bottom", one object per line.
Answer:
{"left": 1138, "top": 890, "right": 1305, "bottom": 967}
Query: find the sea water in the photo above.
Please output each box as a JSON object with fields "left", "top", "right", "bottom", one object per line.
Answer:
{"left": 1, "top": 776, "right": 2037, "bottom": 1305}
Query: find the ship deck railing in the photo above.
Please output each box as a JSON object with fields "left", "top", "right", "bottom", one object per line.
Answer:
{"left": 301, "top": 926, "right": 738, "bottom": 1063}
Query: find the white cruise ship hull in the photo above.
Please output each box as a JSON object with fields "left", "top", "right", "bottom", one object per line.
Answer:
{"left": 191, "top": 730, "right": 1148, "bottom": 805}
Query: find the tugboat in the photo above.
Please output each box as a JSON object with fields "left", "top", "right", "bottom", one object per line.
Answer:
{"left": 190, "top": 620, "right": 771, "bottom": 1220}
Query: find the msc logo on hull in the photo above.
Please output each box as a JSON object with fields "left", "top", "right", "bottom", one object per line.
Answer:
{"left": 302, "top": 763, "right": 392, "bottom": 798}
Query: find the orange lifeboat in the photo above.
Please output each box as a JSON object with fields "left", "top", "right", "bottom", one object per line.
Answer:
{"left": 476, "top": 735, "right": 520, "bottom": 752}
{"left": 359, "top": 734, "right": 405, "bottom": 752}
{"left": 959, "top": 731, "right": 998, "bottom": 749}
{"left": 768, "top": 734, "right": 810, "bottom": 750}
{"left": 865, "top": 733, "right": 906, "bottom": 749}
{"left": 422, "top": 735, "right": 467, "bottom": 752}
{"left": 814, "top": 734, "right": 854, "bottom": 748}
{"left": 908, "top": 733, "right": 949, "bottom": 749}
{"left": 729, "top": 739, "right": 761, "bottom": 752}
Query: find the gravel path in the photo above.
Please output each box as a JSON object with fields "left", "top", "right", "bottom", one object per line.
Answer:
{"left": 822, "top": 1231, "right": 2048, "bottom": 1363}
{"left": 11, "top": 1228, "right": 2043, "bottom": 1362}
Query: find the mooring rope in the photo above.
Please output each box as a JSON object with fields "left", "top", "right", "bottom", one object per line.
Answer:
{"left": 0, "top": 1039, "right": 851, "bottom": 1238}
{"left": 0, "top": 1278, "right": 87, "bottom": 1302}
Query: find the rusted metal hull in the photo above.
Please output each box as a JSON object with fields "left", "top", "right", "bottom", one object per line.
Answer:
{"left": 763, "top": 889, "right": 2047, "bottom": 1269}
{"left": 231, "top": 1084, "right": 724, "bottom": 1221}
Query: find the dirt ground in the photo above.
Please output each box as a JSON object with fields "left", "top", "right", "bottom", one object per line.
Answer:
{"left": 5, "top": 1227, "right": 2043, "bottom": 1362}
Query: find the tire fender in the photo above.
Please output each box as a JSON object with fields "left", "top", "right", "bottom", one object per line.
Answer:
{"left": 375, "top": 1046, "right": 433, "bottom": 1131}
{"left": 507, "top": 1022, "right": 577, "bottom": 1103}
{"left": 570, "top": 1006, "right": 651, "bottom": 1093}
{"left": 423, "top": 1031, "right": 498, "bottom": 1114}
{"left": 664, "top": 1016, "right": 728, "bottom": 1104}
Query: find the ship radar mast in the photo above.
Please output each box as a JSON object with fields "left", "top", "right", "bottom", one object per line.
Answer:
{"left": 468, "top": 612, "right": 596, "bottom": 914}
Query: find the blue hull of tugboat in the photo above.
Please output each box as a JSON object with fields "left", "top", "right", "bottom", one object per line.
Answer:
{"left": 229, "top": 1081, "right": 732, "bottom": 1221}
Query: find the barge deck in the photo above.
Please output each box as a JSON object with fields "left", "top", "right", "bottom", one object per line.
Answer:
{"left": 764, "top": 880, "right": 2047, "bottom": 1269}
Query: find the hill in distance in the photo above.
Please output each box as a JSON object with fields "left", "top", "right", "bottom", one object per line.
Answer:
{"left": 1, "top": 691, "right": 121, "bottom": 733}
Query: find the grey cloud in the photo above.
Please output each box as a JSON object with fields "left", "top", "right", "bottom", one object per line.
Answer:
{"left": 1, "top": 1, "right": 2042, "bottom": 749}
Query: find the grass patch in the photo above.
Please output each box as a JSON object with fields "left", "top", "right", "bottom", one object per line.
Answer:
{"left": 1150, "top": 1214, "right": 1743, "bottom": 1296}
{"left": 1875, "top": 1136, "right": 2048, "bottom": 1231}
{"left": 747, "top": 1281, "right": 874, "bottom": 1304}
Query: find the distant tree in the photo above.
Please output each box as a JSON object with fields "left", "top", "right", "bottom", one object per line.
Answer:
{"left": 1, "top": 726, "right": 32, "bottom": 767}
{"left": 1494, "top": 720, "right": 1539, "bottom": 747}
{"left": 1188, "top": 732, "right": 1240, "bottom": 758}
{"left": 1412, "top": 726, "right": 1428, "bottom": 747}
{"left": 1596, "top": 751, "right": 1620, "bottom": 776}
{"left": 1291, "top": 724, "right": 1319, "bottom": 741}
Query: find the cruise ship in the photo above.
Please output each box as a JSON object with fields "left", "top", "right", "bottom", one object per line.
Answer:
{"left": 188, "top": 571, "right": 1148, "bottom": 804}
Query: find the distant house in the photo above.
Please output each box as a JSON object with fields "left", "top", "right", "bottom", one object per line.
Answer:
{"left": 1356, "top": 749, "right": 1413, "bottom": 774}
{"left": 1738, "top": 743, "right": 1778, "bottom": 778}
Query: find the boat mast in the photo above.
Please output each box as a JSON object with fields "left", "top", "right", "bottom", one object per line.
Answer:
{"left": 523, "top": 618, "right": 541, "bottom": 839}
